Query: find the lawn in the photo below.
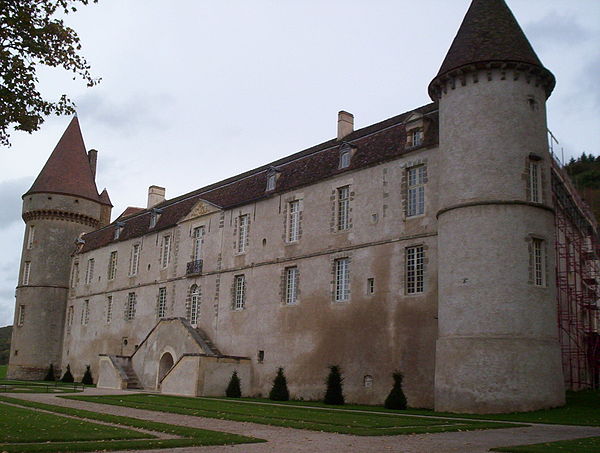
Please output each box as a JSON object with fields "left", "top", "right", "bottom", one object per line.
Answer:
{"left": 0, "top": 379, "right": 84, "bottom": 393}
{"left": 491, "top": 436, "right": 600, "bottom": 453}
{"left": 0, "top": 396, "right": 263, "bottom": 452}
{"left": 64, "top": 393, "right": 524, "bottom": 436}
{"left": 0, "top": 365, "right": 6, "bottom": 379}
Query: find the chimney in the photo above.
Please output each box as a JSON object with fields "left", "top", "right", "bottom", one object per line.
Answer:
{"left": 337, "top": 111, "right": 354, "bottom": 140}
{"left": 88, "top": 149, "right": 98, "bottom": 179}
{"left": 147, "top": 185, "right": 166, "bottom": 208}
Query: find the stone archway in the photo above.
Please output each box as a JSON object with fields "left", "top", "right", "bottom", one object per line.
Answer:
{"left": 158, "top": 352, "right": 174, "bottom": 383}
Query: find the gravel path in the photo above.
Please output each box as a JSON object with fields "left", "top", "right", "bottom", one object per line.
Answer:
{"left": 7, "top": 388, "right": 600, "bottom": 453}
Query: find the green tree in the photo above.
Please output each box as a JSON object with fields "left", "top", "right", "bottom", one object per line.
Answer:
{"left": 269, "top": 367, "right": 290, "bottom": 401}
{"left": 81, "top": 364, "right": 93, "bottom": 385}
{"left": 384, "top": 371, "right": 408, "bottom": 410}
{"left": 44, "top": 363, "right": 56, "bottom": 381}
{"left": 225, "top": 370, "right": 241, "bottom": 398}
{"left": 60, "top": 364, "right": 74, "bottom": 382}
{"left": 0, "top": 0, "right": 100, "bottom": 146}
{"left": 324, "top": 365, "right": 345, "bottom": 405}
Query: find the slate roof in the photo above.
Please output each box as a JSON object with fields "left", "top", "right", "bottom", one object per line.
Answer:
{"left": 79, "top": 103, "right": 438, "bottom": 253}
{"left": 24, "top": 116, "right": 112, "bottom": 205}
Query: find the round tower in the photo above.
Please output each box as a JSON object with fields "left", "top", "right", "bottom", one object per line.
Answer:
{"left": 429, "top": 0, "right": 565, "bottom": 413}
{"left": 7, "top": 117, "right": 112, "bottom": 380}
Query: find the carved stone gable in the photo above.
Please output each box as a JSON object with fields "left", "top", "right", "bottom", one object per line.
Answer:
{"left": 182, "top": 199, "right": 220, "bottom": 222}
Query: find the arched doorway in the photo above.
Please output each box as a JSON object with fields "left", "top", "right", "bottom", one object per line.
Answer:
{"left": 158, "top": 352, "right": 174, "bottom": 383}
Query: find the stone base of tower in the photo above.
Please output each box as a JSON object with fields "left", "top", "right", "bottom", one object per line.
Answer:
{"left": 6, "top": 364, "right": 50, "bottom": 381}
{"left": 434, "top": 336, "right": 565, "bottom": 413}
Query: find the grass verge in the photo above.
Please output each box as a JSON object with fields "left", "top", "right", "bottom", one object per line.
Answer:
{"left": 64, "top": 393, "right": 524, "bottom": 436}
{"left": 0, "top": 396, "right": 263, "bottom": 452}
{"left": 491, "top": 436, "right": 600, "bottom": 452}
{"left": 0, "top": 365, "right": 6, "bottom": 379}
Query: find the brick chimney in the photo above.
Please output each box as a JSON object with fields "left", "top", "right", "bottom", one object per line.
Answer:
{"left": 337, "top": 111, "right": 354, "bottom": 140}
{"left": 147, "top": 185, "right": 166, "bottom": 208}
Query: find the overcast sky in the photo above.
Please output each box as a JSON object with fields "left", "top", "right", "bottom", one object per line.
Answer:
{"left": 0, "top": 0, "right": 599, "bottom": 327}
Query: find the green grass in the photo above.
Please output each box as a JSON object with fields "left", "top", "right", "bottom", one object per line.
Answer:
{"left": 0, "top": 396, "right": 263, "bottom": 452}
{"left": 64, "top": 393, "right": 524, "bottom": 436}
{"left": 491, "top": 436, "right": 600, "bottom": 452}
{"left": 0, "top": 379, "right": 84, "bottom": 393}
{"left": 0, "top": 365, "right": 6, "bottom": 379}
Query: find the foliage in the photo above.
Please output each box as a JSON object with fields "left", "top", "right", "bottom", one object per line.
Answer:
{"left": 81, "top": 365, "right": 93, "bottom": 385}
{"left": 0, "top": 325, "right": 11, "bottom": 365}
{"left": 0, "top": 0, "right": 100, "bottom": 146}
{"left": 225, "top": 370, "right": 241, "bottom": 398}
{"left": 384, "top": 371, "right": 407, "bottom": 410}
{"left": 269, "top": 367, "right": 290, "bottom": 401}
{"left": 323, "top": 365, "right": 345, "bottom": 405}
{"left": 566, "top": 152, "right": 600, "bottom": 190}
{"left": 44, "top": 363, "right": 56, "bottom": 381}
{"left": 61, "top": 364, "right": 74, "bottom": 383}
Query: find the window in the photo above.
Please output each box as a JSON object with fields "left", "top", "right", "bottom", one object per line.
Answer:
{"left": 149, "top": 208, "right": 161, "bottom": 229}
{"left": 266, "top": 173, "right": 276, "bottom": 191}
{"left": 125, "top": 292, "right": 137, "bottom": 320}
{"left": 71, "top": 262, "right": 79, "bottom": 288}
{"left": 233, "top": 275, "right": 245, "bottom": 310}
{"left": 129, "top": 244, "right": 140, "bottom": 276}
{"left": 114, "top": 223, "right": 124, "bottom": 240}
{"left": 189, "top": 285, "right": 200, "bottom": 325}
{"left": 17, "top": 305, "right": 25, "bottom": 326}
{"left": 408, "top": 128, "right": 423, "bottom": 147}
{"left": 106, "top": 296, "right": 113, "bottom": 323}
{"left": 157, "top": 287, "right": 167, "bottom": 318}
{"left": 285, "top": 267, "right": 299, "bottom": 305}
{"left": 22, "top": 261, "right": 31, "bottom": 286}
{"left": 532, "top": 238, "right": 546, "bottom": 287}
{"left": 26, "top": 225, "right": 35, "bottom": 249}
{"left": 85, "top": 258, "right": 95, "bottom": 284}
{"left": 529, "top": 160, "right": 542, "bottom": 203}
{"left": 337, "top": 186, "right": 350, "bottom": 231}
{"left": 192, "top": 226, "right": 205, "bottom": 261}
{"left": 367, "top": 278, "right": 375, "bottom": 295}
{"left": 407, "top": 166, "right": 426, "bottom": 217}
{"left": 406, "top": 246, "right": 425, "bottom": 294}
{"left": 67, "top": 306, "right": 74, "bottom": 333}
{"left": 288, "top": 200, "right": 301, "bottom": 242}
{"left": 339, "top": 149, "right": 351, "bottom": 169}
{"left": 334, "top": 258, "right": 350, "bottom": 302}
{"left": 161, "top": 235, "right": 171, "bottom": 269}
{"left": 238, "top": 215, "right": 249, "bottom": 253}
{"left": 81, "top": 300, "right": 89, "bottom": 325}
{"left": 108, "top": 251, "right": 118, "bottom": 280}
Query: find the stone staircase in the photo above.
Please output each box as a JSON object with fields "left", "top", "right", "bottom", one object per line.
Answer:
{"left": 111, "top": 355, "right": 143, "bottom": 389}
{"left": 194, "top": 327, "right": 222, "bottom": 356}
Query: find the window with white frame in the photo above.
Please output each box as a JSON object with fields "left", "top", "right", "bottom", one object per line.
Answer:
{"left": 108, "top": 251, "right": 118, "bottom": 280}
{"left": 149, "top": 209, "right": 161, "bottom": 229}
{"left": 192, "top": 226, "right": 205, "bottom": 261}
{"left": 406, "top": 245, "right": 425, "bottom": 294}
{"left": 337, "top": 186, "right": 350, "bottom": 231}
{"left": 106, "top": 296, "right": 113, "bottom": 323}
{"left": 71, "top": 262, "right": 79, "bottom": 288}
{"left": 125, "top": 292, "right": 137, "bottom": 320}
{"left": 85, "top": 258, "right": 95, "bottom": 284}
{"left": 129, "top": 244, "right": 140, "bottom": 276}
{"left": 26, "top": 225, "right": 35, "bottom": 249}
{"left": 339, "top": 148, "right": 351, "bottom": 169}
{"left": 233, "top": 275, "right": 245, "bottom": 310}
{"left": 190, "top": 285, "right": 200, "bottom": 325}
{"left": 266, "top": 173, "right": 276, "bottom": 191}
{"left": 288, "top": 200, "right": 301, "bottom": 242}
{"left": 532, "top": 238, "right": 546, "bottom": 287}
{"left": 334, "top": 258, "right": 350, "bottom": 302}
{"left": 22, "top": 261, "right": 31, "bottom": 286}
{"left": 114, "top": 223, "right": 124, "bottom": 240}
{"left": 161, "top": 235, "right": 171, "bottom": 269}
{"left": 67, "top": 306, "right": 74, "bottom": 333}
{"left": 81, "top": 300, "right": 89, "bottom": 325}
{"left": 529, "top": 160, "right": 542, "bottom": 203}
{"left": 285, "top": 266, "right": 299, "bottom": 305}
{"left": 407, "top": 166, "right": 426, "bottom": 217}
{"left": 17, "top": 305, "right": 25, "bottom": 326}
{"left": 157, "top": 287, "right": 167, "bottom": 318}
{"left": 408, "top": 128, "right": 423, "bottom": 147}
{"left": 238, "top": 215, "right": 249, "bottom": 253}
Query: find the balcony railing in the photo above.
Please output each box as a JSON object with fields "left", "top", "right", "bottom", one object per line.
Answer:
{"left": 186, "top": 259, "right": 203, "bottom": 276}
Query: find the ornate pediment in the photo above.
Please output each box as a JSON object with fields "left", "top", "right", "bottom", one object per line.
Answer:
{"left": 181, "top": 199, "right": 221, "bottom": 222}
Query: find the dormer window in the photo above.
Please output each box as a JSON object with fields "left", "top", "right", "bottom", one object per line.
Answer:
{"left": 265, "top": 167, "right": 281, "bottom": 192}
{"left": 149, "top": 208, "right": 162, "bottom": 229}
{"left": 408, "top": 129, "right": 423, "bottom": 147}
{"left": 338, "top": 143, "right": 355, "bottom": 169}
{"left": 114, "top": 222, "right": 125, "bottom": 240}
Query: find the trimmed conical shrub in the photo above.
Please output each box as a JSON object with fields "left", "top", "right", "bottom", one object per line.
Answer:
{"left": 226, "top": 370, "right": 241, "bottom": 398}
{"left": 82, "top": 365, "right": 94, "bottom": 385}
{"left": 269, "top": 367, "right": 290, "bottom": 401}
{"left": 61, "top": 364, "right": 74, "bottom": 383}
{"left": 384, "top": 371, "right": 407, "bottom": 410}
{"left": 324, "top": 365, "right": 344, "bottom": 405}
{"left": 44, "top": 364, "right": 55, "bottom": 381}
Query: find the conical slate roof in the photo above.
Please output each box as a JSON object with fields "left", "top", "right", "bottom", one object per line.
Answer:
{"left": 24, "top": 117, "right": 104, "bottom": 203}
{"left": 429, "top": 0, "right": 555, "bottom": 99}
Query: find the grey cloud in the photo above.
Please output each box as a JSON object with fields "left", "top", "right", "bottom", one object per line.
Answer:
{"left": 0, "top": 178, "right": 29, "bottom": 228}
{"left": 525, "top": 12, "right": 590, "bottom": 48}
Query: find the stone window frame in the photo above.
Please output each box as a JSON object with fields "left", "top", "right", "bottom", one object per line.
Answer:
{"left": 332, "top": 255, "right": 351, "bottom": 302}
{"left": 26, "top": 224, "right": 35, "bottom": 250}
{"left": 17, "top": 304, "right": 25, "bottom": 327}
{"left": 367, "top": 277, "right": 375, "bottom": 295}
{"left": 405, "top": 244, "right": 426, "bottom": 295}
{"left": 129, "top": 243, "right": 141, "bottom": 276}
{"left": 400, "top": 158, "right": 428, "bottom": 219}
{"left": 106, "top": 295, "right": 113, "bottom": 324}
{"left": 192, "top": 225, "right": 206, "bottom": 261}
{"left": 81, "top": 299, "right": 90, "bottom": 325}
{"left": 282, "top": 195, "right": 304, "bottom": 244}
{"left": 526, "top": 154, "right": 544, "bottom": 204}
{"left": 66, "top": 305, "right": 74, "bottom": 333}
{"left": 160, "top": 234, "right": 172, "bottom": 269}
{"left": 234, "top": 213, "right": 251, "bottom": 254}
{"left": 283, "top": 266, "right": 299, "bottom": 305}
{"left": 107, "top": 250, "right": 118, "bottom": 281}
{"left": 70, "top": 261, "right": 79, "bottom": 288}
{"left": 187, "top": 284, "right": 201, "bottom": 325}
{"left": 232, "top": 274, "right": 246, "bottom": 310}
{"left": 85, "top": 258, "right": 95, "bottom": 285}
{"left": 125, "top": 292, "right": 137, "bottom": 321}
{"left": 157, "top": 287, "right": 167, "bottom": 319}
{"left": 22, "top": 261, "right": 31, "bottom": 286}
{"left": 526, "top": 234, "right": 548, "bottom": 287}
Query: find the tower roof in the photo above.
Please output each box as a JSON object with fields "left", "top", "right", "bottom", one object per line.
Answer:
{"left": 429, "top": 0, "right": 555, "bottom": 99}
{"left": 24, "top": 117, "right": 104, "bottom": 203}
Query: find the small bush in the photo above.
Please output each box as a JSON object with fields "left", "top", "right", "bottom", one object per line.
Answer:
{"left": 324, "top": 365, "right": 345, "bottom": 405}
{"left": 384, "top": 371, "right": 407, "bottom": 410}
{"left": 226, "top": 370, "right": 241, "bottom": 398}
{"left": 269, "top": 367, "right": 290, "bottom": 401}
{"left": 44, "top": 364, "right": 56, "bottom": 381}
{"left": 61, "top": 364, "right": 74, "bottom": 383}
{"left": 82, "top": 365, "right": 94, "bottom": 385}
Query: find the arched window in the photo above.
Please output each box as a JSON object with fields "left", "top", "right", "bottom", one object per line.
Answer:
{"left": 189, "top": 285, "right": 200, "bottom": 325}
